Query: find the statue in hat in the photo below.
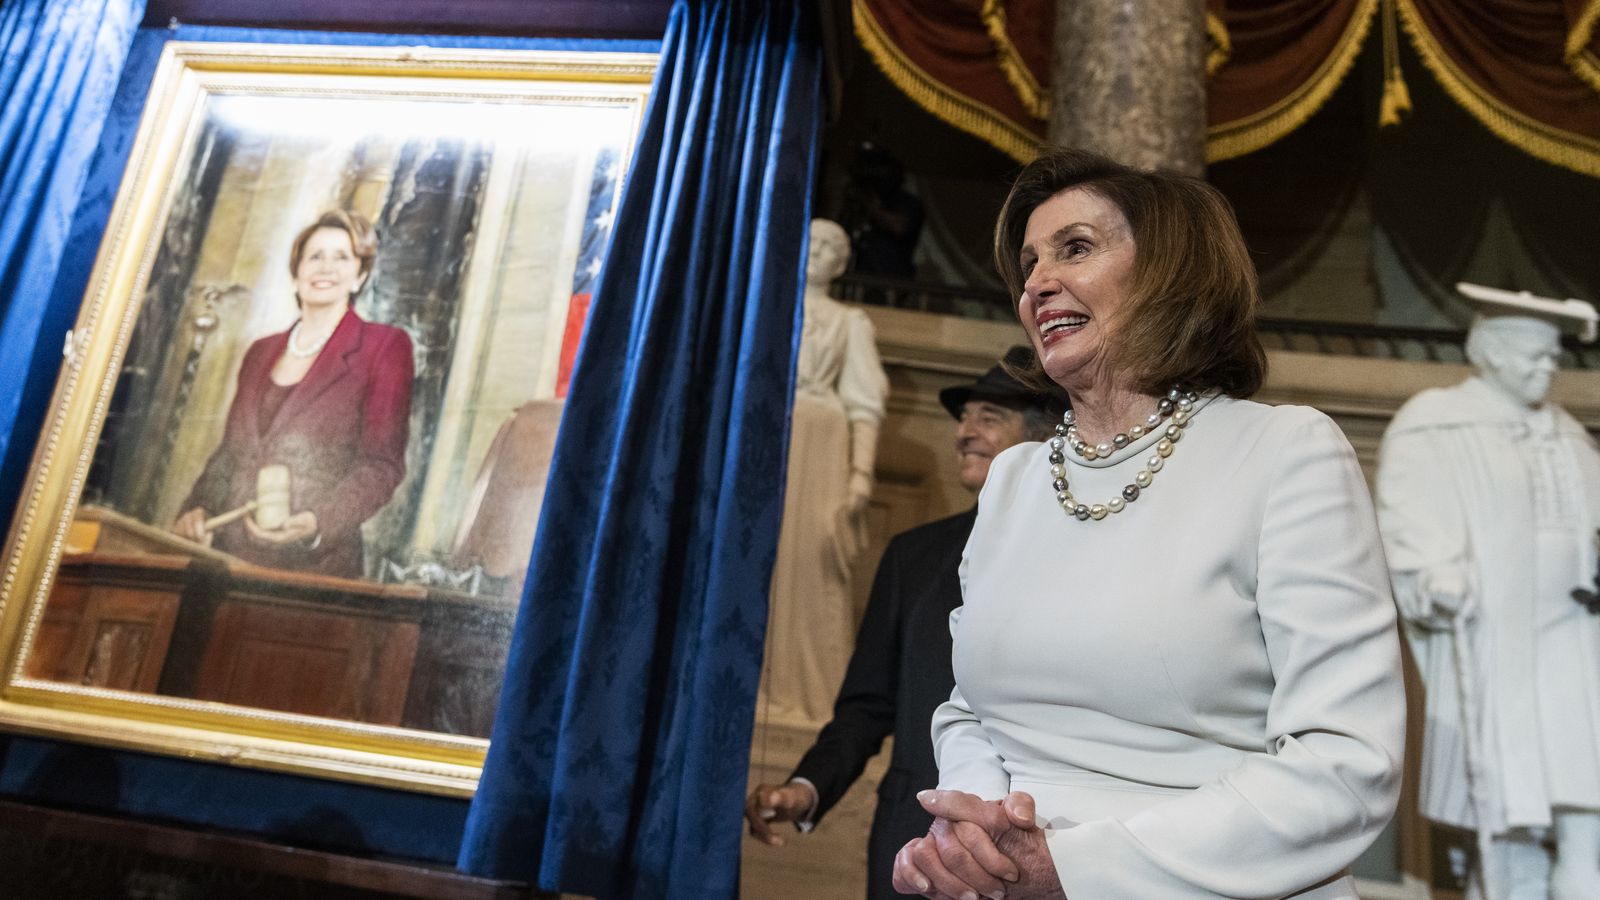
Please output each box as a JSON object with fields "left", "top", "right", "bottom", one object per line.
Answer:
{"left": 759, "top": 219, "right": 889, "bottom": 724}
{"left": 1377, "top": 284, "right": 1600, "bottom": 900}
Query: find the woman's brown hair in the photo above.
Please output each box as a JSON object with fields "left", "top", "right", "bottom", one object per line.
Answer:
{"left": 995, "top": 148, "right": 1266, "bottom": 399}
{"left": 287, "top": 209, "right": 380, "bottom": 304}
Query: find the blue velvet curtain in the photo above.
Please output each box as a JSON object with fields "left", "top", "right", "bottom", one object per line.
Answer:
{"left": 0, "top": 0, "right": 143, "bottom": 479}
{"left": 458, "top": 1, "right": 820, "bottom": 896}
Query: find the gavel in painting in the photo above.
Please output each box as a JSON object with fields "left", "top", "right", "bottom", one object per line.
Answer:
{"left": 201, "top": 464, "right": 290, "bottom": 533}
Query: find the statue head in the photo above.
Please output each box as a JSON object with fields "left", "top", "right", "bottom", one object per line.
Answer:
{"left": 1465, "top": 315, "right": 1561, "bottom": 408}
{"left": 806, "top": 218, "right": 851, "bottom": 286}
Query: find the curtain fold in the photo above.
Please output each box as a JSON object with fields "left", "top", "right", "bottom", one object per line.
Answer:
{"left": 1206, "top": 0, "right": 1378, "bottom": 161}
{"left": 1571, "top": 0, "right": 1600, "bottom": 92}
{"left": 980, "top": 0, "right": 1051, "bottom": 120}
{"left": 0, "top": 0, "right": 144, "bottom": 483}
{"left": 1398, "top": 0, "right": 1600, "bottom": 177}
{"left": 456, "top": 1, "right": 819, "bottom": 897}
{"left": 853, "top": 0, "right": 1047, "bottom": 162}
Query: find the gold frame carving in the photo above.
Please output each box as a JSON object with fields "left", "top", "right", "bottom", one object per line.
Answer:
{"left": 0, "top": 41, "right": 656, "bottom": 796}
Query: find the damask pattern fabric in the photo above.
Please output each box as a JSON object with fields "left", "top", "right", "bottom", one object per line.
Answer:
{"left": 0, "top": 0, "right": 144, "bottom": 513}
{"left": 457, "top": 2, "right": 822, "bottom": 897}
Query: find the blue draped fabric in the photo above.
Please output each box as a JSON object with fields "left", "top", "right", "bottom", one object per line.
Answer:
{"left": 458, "top": 1, "right": 820, "bottom": 896}
{"left": 0, "top": 0, "right": 143, "bottom": 481}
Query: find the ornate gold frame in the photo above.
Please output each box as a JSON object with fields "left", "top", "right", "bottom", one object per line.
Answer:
{"left": 0, "top": 41, "right": 655, "bottom": 797}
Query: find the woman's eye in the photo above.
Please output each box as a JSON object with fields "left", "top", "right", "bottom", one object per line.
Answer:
{"left": 1062, "top": 240, "right": 1090, "bottom": 258}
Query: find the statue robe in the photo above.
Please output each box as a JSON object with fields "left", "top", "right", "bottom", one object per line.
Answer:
{"left": 760, "top": 294, "right": 888, "bottom": 724}
{"left": 1377, "top": 376, "right": 1600, "bottom": 832}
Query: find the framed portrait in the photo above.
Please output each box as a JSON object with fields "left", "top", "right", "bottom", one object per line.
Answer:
{"left": 0, "top": 42, "right": 655, "bottom": 794}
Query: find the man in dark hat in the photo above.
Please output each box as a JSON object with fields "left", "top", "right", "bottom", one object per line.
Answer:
{"left": 745, "top": 347, "right": 1066, "bottom": 900}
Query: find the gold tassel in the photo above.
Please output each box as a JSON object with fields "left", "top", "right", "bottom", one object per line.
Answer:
{"left": 980, "top": 0, "right": 1049, "bottom": 119}
{"left": 1205, "top": 12, "right": 1232, "bottom": 77}
{"left": 1379, "top": 71, "right": 1412, "bottom": 126}
{"left": 1378, "top": 0, "right": 1412, "bottom": 126}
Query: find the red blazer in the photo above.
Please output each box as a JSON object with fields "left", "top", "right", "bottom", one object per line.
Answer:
{"left": 185, "top": 310, "right": 414, "bottom": 577}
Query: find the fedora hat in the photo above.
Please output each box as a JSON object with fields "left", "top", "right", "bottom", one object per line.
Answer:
{"left": 938, "top": 346, "right": 1068, "bottom": 419}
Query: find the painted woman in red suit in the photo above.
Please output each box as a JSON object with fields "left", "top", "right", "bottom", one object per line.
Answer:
{"left": 171, "top": 210, "right": 414, "bottom": 579}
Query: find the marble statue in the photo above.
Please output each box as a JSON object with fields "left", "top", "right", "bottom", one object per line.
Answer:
{"left": 759, "top": 219, "right": 888, "bottom": 724}
{"left": 1377, "top": 285, "right": 1600, "bottom": 900}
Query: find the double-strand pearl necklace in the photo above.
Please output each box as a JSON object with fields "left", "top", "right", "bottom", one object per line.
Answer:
{"left": 1065, "top": 391, "right": 1181, "bottom": 459}
{"left": 1047, "top": 387, "right": 1199, "bottom": 521}
{"left": 287, "top": 320, "right": 333, "bottom": 358}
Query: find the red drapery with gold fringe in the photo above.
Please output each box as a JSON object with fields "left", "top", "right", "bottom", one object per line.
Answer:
{"left": 1397, "top": 0, "right": 1600, "bottom": 176}
{"left": 851, "top": 0, "right": 1050, "bottom": 162}
{"left": 854, "top": 0, "right": 1600, "bottom": 176}
{"left": 1204, "top": 0, "right": 1376, "bottom": 160}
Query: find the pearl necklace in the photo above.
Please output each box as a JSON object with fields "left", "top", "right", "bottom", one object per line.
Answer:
{"left": 287, "top": 321, "right": 332, "bottom": 358}
{"left": 1047, "top": 387, "right": 1198, "bottom": 521}
{"left": 1065, "top": 391, "right": 1180, "bottom": 459}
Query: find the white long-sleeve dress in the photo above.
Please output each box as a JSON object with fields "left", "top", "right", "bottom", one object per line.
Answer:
{"left": 934, "top": 396, "right": 1406, "bottom": 899}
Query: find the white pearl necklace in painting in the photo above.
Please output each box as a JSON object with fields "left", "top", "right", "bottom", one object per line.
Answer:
{"left": 1047, "top": 387, "right": 1199, "bottom": 521}
{"left": 286, "top": 321, "right": 332, "bottom": 358}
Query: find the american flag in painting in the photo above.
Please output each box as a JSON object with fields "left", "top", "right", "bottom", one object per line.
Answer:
{"left": 555, "top": 147, "right": 623, "bottom": 397}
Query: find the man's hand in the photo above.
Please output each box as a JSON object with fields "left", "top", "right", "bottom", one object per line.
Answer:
{"left": 892, "top": 790, "right": 1065, "bottom": 900}
{"left": 744, "top": 781, "right": 816, "bottom": 847}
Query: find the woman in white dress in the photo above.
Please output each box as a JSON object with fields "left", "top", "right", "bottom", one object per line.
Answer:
{"left": 891, "top": 149, "right": 1406, "bottom": 899}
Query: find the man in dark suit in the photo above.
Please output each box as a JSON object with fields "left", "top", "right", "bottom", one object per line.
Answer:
{"left": 745, "top": 350, "right": 1064, "bottom": 899}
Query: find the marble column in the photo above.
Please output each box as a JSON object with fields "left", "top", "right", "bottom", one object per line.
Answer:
{"left": 1049, "top": 0, "right": 1207, "bottom": 175}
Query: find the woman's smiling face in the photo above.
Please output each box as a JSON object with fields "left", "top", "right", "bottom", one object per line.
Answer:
{"left": 1016, "top": 187, "right": 1137, "bottom": 391}
{"left": 294, "top": 226, "right": 366, "bottom": 311}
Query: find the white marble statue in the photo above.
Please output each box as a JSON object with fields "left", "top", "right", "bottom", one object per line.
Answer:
{"left": 1377, "top": 287, "right": 1600, "bottom": 900}
{"left": 759, "top": 219, "right": 889, "bottom": 724}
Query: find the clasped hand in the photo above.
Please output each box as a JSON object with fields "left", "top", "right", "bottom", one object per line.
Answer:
{"left": 245, "top": 510, "right": 319, "bottom": 547}
{"left": 172, "top": 508, "right": 320, "bottom": 548}
{"left": 893, "top": 790, "right": 1066, "bottom": 900}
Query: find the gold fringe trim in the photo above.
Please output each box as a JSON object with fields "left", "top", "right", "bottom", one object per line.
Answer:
{"left": 1568, "top": 0, "right": 1600, "bottom": 94}
{"left": 1206, "top": 12, "right": 1232, "bottom": 77}
{"left": 980, "top": 0, "right": 1049, "bottom": 120}
{"left": 1378, "top": 0, "right": 1412, "bottom": 126}
{"left": 1206, "top": 0, "right": 1380, "bottom": 163}
{"left": 1396, "top": 0, "right": 1600, "bottom": 178}
{"left": 853, "top": 0, "right": 1042, "bottom": 163}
